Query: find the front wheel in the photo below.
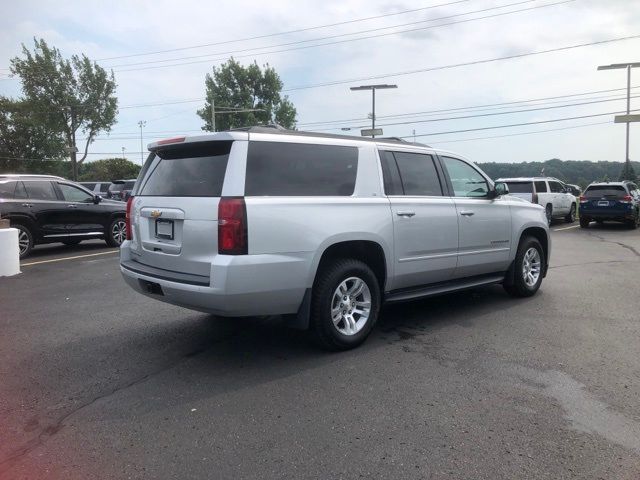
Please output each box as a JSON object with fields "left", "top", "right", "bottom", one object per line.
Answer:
{"left": 105, "top": 217, "right": 126, "bottom": 247}
{"left": 310, "top": 259, "right": 381, "bottom": 351}
{"left": 14, "top": 224, "right": 34, "bottom": 259}
{"left": 504, "top": 236, "right": 545, "bottom": 298}
{"left": 565, "top": 204, "right": 576, "bottom": 223}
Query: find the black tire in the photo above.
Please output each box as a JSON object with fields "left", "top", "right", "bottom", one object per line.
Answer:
{"left": 503, "top": 236, "right": 545, "bottom": 298}
{"left": 62, "top": 239, "right": 82, "bottom": 246}
{"left": 545, "top": 204, "right": 553, "bottom": 226}
{"left": 628, "top": 212, "right": 639, "bottom": 229}
{"left": 565, "top": 204, "right": 576, "bottom": 223}
{"left": 13, "top": 223, "right": 34, "bottom": 259}
{"left": 105, "top": 217, "right": 126, "bottom": 247}
{"left": 309, "top": 258, "right": 381, "bottom": 351}
{"left": 580, "top": 217, "right": 590, "bottom": 228}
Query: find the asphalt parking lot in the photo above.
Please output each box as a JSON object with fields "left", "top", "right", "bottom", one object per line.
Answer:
{"left": 1, "top": 225, "right": 639, "bottom": 480}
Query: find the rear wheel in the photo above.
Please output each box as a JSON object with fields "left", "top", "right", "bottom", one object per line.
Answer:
{"left": 504, "top": 236, "right": 545, "bottom": 298}
{"left": 13, "top": 224, "right": 34, "bottom": 259}
{"left": 565, "top": 204, "right": 576, "bottom": 223}
{"left": 310, "top": 258, "right": 380, "bottom": 351}
{"left": 106, "top": 217, "right": 126, "bottom": 247}
{"left": 628, "top": 212, "right": 639, "bottom": 229}
{"left": 580, "top": 217, "right": 590, "bottom": 228}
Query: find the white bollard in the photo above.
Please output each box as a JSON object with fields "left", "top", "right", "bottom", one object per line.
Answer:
{"left": 0, "top": 227, "right": 21, "bottom": 277}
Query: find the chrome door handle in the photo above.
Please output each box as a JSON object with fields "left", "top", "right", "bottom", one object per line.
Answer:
{"left": 21, "top": 203, "right": 33, "bottom": 208}
{"left": 396, "top": 211, "right": 415, "bottom": 218}
{"left": 67, "top": 204, "right": 77, "bottom": 208}
{"left": 460, "top": 210, "right": 475, "bottom": 216}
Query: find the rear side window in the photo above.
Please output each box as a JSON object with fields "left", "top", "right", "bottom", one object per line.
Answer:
{"left": 534, "top": 181, "right": 548, "bottom": 193}
{"left": 245, "top": 142, "right": 358, "bottom": 196}
{"left": 140, "top": 142, "right": 232, "bottom": 197}
{"left": 24, "top": 181, "right": 57, "bottom": 200}
{"left": 505, "top": 182, "right": 533, "bottom": 193}
{"left": 380, "top": 151, "right": 443, "bottom": 196}
{"left": 549, "top": 181, "right": 564, "bottom": 193}
{"left": 0, "top": 181, "right": 17, "bottom": 198}
{"left": 584, "top": 185, "right": 627, "bottom": 198}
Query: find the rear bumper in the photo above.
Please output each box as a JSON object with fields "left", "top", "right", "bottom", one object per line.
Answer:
{"left": 119, "top": 241, "right": 311, "bottom": 316}
{"left": 579, "top": 209, "right": 635, "bottom": 221}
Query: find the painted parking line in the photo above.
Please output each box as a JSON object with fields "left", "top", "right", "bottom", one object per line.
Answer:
{"left": 21, "top": 250, "right": 119, "bottom": 267}
{"left": 553, "top": 225, "right": 580, "bottom": 232}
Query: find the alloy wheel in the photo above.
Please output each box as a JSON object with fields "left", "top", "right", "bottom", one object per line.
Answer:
{"left": 330, "top": 276, "right": 372, "bottom": 336}
{"left": 522, "top": 247, "right": 541, "bottom": 287}
{"left": 18, "top": 229, "right": 30, "bottom": 256}
{"left": 112, "top": 220, "right": 126, "bottom": 245}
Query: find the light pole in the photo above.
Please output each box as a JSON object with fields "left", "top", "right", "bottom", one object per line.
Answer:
{"left": 350, "top": 84, "right": 397, "bottom": 137}
{"left": 597, "top": 62, "right": 640, "bottom": 167}
{"left": 121, "top": 146, "right": 126, "bottom": 160}
{"left": 138, "top": 120, "right": 146, "bottom": 165}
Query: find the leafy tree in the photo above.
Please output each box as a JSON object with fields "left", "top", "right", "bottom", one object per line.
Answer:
{"left": 618, "top": 161, "right": 637, "bottom": 182}
{"left": 0, "top": 97, "right": 67, "bottom": 173}
{"left": 78, "top": 158, "right": 141, "bottom": 181}
{"left": 197, "top": 58, "right": 297, "bottom": 131}
{"left": 10, "top": 38, "right": 118, "bottom": 180}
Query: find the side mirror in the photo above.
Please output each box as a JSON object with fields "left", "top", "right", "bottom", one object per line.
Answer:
{"left": 494, "top": 182, "right": 509, "bottom": 196}
{"left": 93, "top": 195, "right": 102, "bottom": 204}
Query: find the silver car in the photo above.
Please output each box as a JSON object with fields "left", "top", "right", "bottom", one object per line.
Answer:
{"left": 120, "top": 127, "right": 550, "bottom": 350}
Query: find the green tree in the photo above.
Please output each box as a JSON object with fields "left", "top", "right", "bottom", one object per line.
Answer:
{"left": 618, "top": 161, "right": 637, "bottom": 182}
{"left": 0, "top": 96, "right": 67, "bottom": 173}
{"left": 197, "top": 58, "right": 297, "bottom": 131}
{"left": 78, "top": 158, "right": 141, "bottom": 181}
{"left": 10, "top": 38, "right": 118, "bottom": 180}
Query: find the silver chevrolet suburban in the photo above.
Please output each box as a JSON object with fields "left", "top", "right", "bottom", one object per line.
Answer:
{"left": 120, "top": 126, "right": 550, "bottom": 350}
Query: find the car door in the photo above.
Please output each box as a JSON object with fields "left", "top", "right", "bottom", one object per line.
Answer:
{"left": 379, "top": 150, "right": 458, "bottom": 290}
{"left": 22, "top": 180, "right": 68, "bottom": 238}
{"left": 438, "top": 155, "right": 511, "bottom": 278}
{"left": 548, "top": 180, "right": 568, "bottom": 214}
{"left": 55, "top": 182, "right": 105, "bottom": 235}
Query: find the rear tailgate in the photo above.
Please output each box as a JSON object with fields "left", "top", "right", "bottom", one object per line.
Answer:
{"left": 581, "top": 185, "right": 629, "bottom": 214}
{"left": 128, "top": 141, "right": 234, "bottom": 282}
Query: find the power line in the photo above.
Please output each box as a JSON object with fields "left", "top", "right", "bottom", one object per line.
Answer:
{"left": 401, "top": 109, "right": 640, "bottom": 138}
{"left": 109, "top": 0, "right": 549, "bottom": 69}
{"left": 283, "top": 34, "right": 640, "bottom": 91}
{"left": 97, "top": 0, "right": 476, "bottom": 61}
{"left": 113, "top": 1, "right": 575, "bottom": 73}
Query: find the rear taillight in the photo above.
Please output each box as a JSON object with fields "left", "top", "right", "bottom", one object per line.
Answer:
{"left": 218, "top": 197, "right": 247, "bottom": 255}
{"left": 620, "top": 195, "right": 633, "bottom": 203}
{"left": 125, "top": 196, "right": 134, "bottom": 240}
{"left": 579, "top": 196, "right": 588, "bottom": 203}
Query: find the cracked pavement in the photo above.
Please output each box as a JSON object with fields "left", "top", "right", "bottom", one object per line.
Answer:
{"left": 0, "top": 224, "right": 639, "bottom": 479}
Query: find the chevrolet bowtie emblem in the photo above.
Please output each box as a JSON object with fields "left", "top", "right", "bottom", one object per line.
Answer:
{"left": 150, "top": 210, "right": 162, "bottom": 218}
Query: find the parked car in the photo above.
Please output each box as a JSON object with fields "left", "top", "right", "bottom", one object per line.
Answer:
{"left": 495, "top": 177, "right": 576, "bottom": 225}
{"left": 80, "top": 181, "right": 112, "bottom": 196}
{"left": 579, "top": 181, "right": 640, "bottom": 229}
{"left": 120, "top": 127, "right": 550, "bottom": 350}
{"left": 107, "top": 179, "right": 136, "bottom": 201}
{"left": 0, "top": 174, "right": 127, "bottom": 258}
{"left": 565, "top": 183, "right": 582, "bottom": 197}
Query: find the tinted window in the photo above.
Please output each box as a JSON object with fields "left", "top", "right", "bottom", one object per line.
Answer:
{"left": 534, "top": 181, "right": 548, "bottom": 193}
{"left": 81, "top": 183, "right": 96, "bottom": 191}
{"left": 14, "top": 181, "right": 27, "bottom": 199}
{"left": 245, "top": 141, "right": 358, "bottom": 196}
{"left": 99, "top": 183, "right": 111, "bottom": 194}
{"left": 141, "top": 142, "right": 232, "bottom": 197}
{"left": 441, "top": 156, "right": 489, "bottom": 197}
{"left": 505, "top": 182, "right": 533, "bottom": 193}
{"left": 24, "top": 181, "right": 57, "bottom": 200}
{"left": 584, "top": 185, "right": 627, "bottom": 198}
{"left": 58, "top": 183, "right": 94, "bottom": 202}
{"left": 390, "top": 152, "right": 442, "bottom": 196}
{"left": 379, "top": 151, "right": 403, "bottom": 195}
{"left": 0, "top": 181, "right": 17, "bottom": 198}
{"left": 549, "top": 181, "right": 564, "bottom": 193}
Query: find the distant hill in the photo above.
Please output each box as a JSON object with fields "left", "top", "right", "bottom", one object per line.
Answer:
{"left": 477, "top": 159, "right": 639, "bottom": 188}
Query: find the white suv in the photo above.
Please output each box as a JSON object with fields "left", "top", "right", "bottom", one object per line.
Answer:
{"left": 496, "top": 177, "right": 577, "bottom": 225}
{"left": 120, "top": 127, "right": 550, "bottom": 350}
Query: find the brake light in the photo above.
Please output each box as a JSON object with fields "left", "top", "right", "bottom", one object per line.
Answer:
{"left": 125, "top": 196, "right": 134, "bottom": 240}
{"left": 157, "top": 136, "right": 186, "bottom": 145}
{"left": 579, "top": 196, "right": 588, "bottom": 203}
{"left": 218, "top": 197, "right": 247, "bottom": 255}
{"left": 620, "top": 195, "right": 633, "bottom": 203}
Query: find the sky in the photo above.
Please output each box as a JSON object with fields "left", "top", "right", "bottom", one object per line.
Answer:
{"left": 1, "top": 0, "right": 639, "bottom": 166}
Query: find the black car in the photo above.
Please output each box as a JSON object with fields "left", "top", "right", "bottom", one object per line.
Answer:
{"left": 107, "top": 179, "right": 136, "bottom": 201}
{"left": 579, "top": 181, "right": 640, "bottom": 228}
{"left": 0, "top": 174, "right": 127, "bottom": 258}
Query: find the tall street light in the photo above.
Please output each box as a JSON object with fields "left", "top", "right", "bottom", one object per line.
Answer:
{"left": 350, "top": 84, "right": 397, "bottom": 138}
{"left": 597, "top": 62, "right": 640, "bottom": 167}
{"left": 138, "top": 120, "right": 147, "bottom": 165}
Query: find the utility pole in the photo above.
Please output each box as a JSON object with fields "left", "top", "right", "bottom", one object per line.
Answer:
{"left": 598, "top": 62, "right": 640, "bottom": 171}
{"left": 121, "top": 147, "right": 126, "bottom": 160}
{"left": 210, "top": 96, "right": 216, "bottom": 132}
{"left": 350, "top": 84, "right": 397, "bottom": 138}
{"left": 138, "top": 120, "right": 146, "bottom": 165}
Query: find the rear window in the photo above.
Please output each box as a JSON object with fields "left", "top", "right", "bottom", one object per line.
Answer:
{"left": 245, "top": 141, "right": 358, "bottom": 196}
{"left": 534, "top": 181, "right": 548, "bottom": 193}
{"left": 23, "top": 181, "right": 57, "bottom": 200}
{"left": 505, "top": 182, "right": 533, "bottom": 193}
{"left": 140, "top": 142, "right": 232, "bottom": 197}
{"left": 584, "top": 185, "right": 627, "bottom": 198}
